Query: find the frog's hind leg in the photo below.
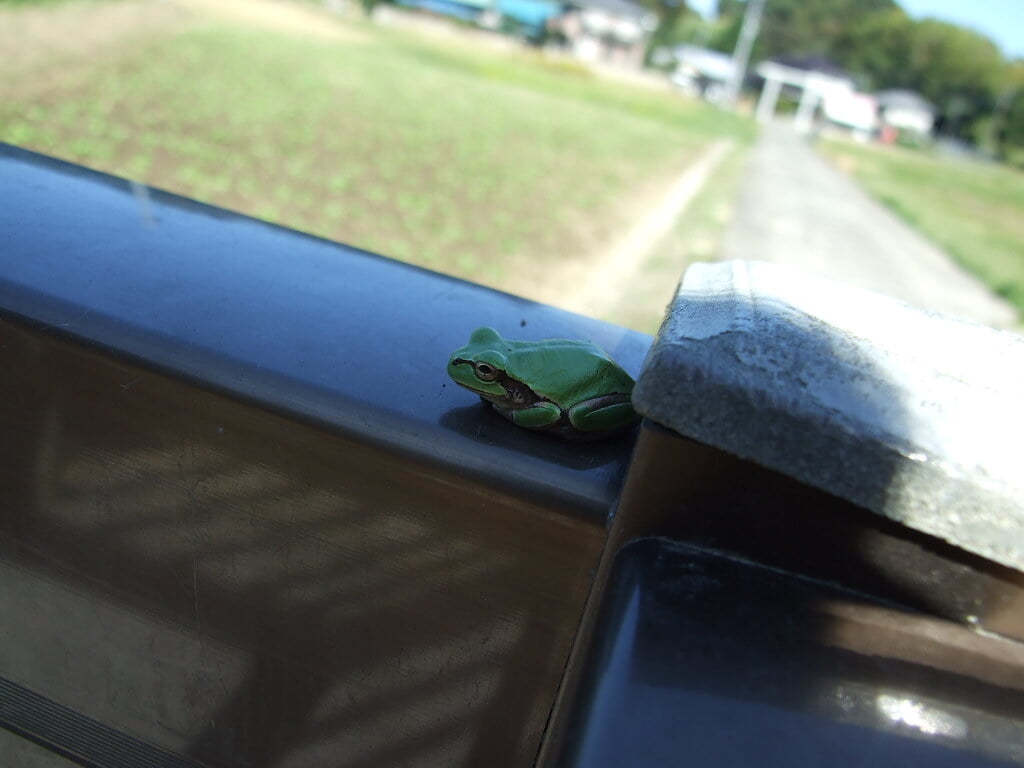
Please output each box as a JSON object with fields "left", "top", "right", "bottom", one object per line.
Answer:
{"left": 493, "top": 402, "right": 562, "bottom": 429}
{"left": 567, "top": 394, "right": 638, "bottom": 433}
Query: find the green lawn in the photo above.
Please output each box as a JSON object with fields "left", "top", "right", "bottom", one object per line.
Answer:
{"left": 819, "top": 139, "right": 1024, "bottom": 315}
{"left": 0, "top": 1, "right": 753, "bottom": 309}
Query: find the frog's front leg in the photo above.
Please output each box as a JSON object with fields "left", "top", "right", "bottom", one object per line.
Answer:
{"left": 567, "top": 394, "right": 638, "bottom": 432}
{"left": 494, "top": 401, "right": 563, "bottom": 429}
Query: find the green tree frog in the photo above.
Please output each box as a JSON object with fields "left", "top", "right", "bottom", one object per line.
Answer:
{"left": 447, "top": 327, "right": 639, "bottom": 439}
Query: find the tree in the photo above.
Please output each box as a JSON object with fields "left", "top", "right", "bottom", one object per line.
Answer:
{"left": 991, "top": 59, "right": 1024, "bottom": 163}
{"left": 636, "top": 0, "right": 689, "bottom": 60}
{"left": 902, "top": 20, "right": 1004, "bottom": 138}
{"left": 710, "top": 0, "right": 898, "bottom": 64}
{"left": 833, "top": 8, "right": 915, "bottom": 90}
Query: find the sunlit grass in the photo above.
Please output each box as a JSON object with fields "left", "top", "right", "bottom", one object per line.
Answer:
{"left": 0, "top": 7, "right": 753, "bottom": 302}
{"left": 819, "top": 139, "right": 1024, "bottom": 315}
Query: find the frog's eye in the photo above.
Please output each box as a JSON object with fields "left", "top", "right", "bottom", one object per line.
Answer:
{"left": 474, "top": 362, "right": 499, "bottom": 382}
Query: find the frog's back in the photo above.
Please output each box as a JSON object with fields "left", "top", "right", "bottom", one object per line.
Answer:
{"left": 505, "top": 338, "right": 634, "bottom": 402}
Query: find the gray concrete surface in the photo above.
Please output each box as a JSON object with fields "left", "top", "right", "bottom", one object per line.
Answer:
{"left": 633, "top": 260, "right": 1024, "bottom": 572}
{"left": 720, "top": 122, "right": 1018, "bottom": 329}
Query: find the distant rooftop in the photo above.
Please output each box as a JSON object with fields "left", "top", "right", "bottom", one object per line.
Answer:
{"left": 771, "top": 54, "right": 852, "bottom": 81}
{"left": 673, "top": 45, "right": 736, "bottom": 81}
{"left": 877, "top": 89, "right": 937, "bottom": 115}
{"left": 566, "top": 0, "right": 652, "bottom": 20}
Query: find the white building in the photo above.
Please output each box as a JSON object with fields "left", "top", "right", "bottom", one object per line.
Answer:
{"left": 876, "top": 90, "right": 937, "bottom": 137}
{"left": 754, "top": 59, "right": 877, "bottom": 138}
{"left": 548, "top": 0, "right": 657, "bottom": 67}
{"left": 669, "top": 45, "right": 737, "bottom": 103}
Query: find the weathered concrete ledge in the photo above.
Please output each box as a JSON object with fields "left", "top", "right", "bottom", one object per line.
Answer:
{"left": 633, "top": 260, "right": 1024, "bottom": 572}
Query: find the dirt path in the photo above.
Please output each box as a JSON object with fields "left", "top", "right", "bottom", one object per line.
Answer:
{"left": 171, "top": 0, "right": 365, "bottom": 41}
{"left": 720, "top": 122, "right": 1019, "bottom": 328}
{"left": 0, "top": 0, "right": 188, "bottom": 89}
{"left": 558, "top": 140, "right": 734, "bottom": 318}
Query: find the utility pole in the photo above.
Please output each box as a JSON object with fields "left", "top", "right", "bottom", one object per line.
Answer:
{"left": 724, "top": 0, "right": 766, "bottom": 109}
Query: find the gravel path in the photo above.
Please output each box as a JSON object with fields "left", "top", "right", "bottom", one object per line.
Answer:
{"left": 720, "top": 122, "right": 1019, "bottom": 329}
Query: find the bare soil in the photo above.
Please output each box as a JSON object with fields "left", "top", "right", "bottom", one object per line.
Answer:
{"left": 1, "top": 1, "right": 189, "bottom": 96}
{"left": 172, "top": 0, "right": 365, "bottom": 41}
{"left": 1, "top": 0, "right": 364, "bottom": 95}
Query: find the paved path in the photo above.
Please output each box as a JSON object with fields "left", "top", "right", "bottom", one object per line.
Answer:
{"left": 720, "top": 122, "right": 1019, "bottom": 329}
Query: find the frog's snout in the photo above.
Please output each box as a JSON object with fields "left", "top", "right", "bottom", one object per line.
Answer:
{"left": 447, "top": 355, "right": 471, "bottom": 380}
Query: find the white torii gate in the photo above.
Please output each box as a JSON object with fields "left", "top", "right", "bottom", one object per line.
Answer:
{"left": 754, "top": 60, "right": 851, "bottom": 133}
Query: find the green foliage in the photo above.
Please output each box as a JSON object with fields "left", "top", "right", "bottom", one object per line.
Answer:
{"left": 831, "top": 8, "right": 914, "bottom": 90}
{"left": 994, "top": 60, "right": 1024, "bottom": 164}
{"left": 668, "top": 11, "right": 719, "bottom": 48}
{"left": 820, "top": 139, "right": 1024, "bottom": 315}
{"left": 643, "top": 0, "right": 687, "bottom": 58}
{"left": 838, "top": 13, "right": 1004, "bottom": 140}
{"left": 645, "top": 6, "right": 729, "bottom": 54}
{"left": 713, "top": 0, "right": 898, "bottom": 63}
{"left": 707, "top": 11, "right": 740, "bottom": 54}
{"left": 902, "top": 20, "right": 1003, "bottom": 134}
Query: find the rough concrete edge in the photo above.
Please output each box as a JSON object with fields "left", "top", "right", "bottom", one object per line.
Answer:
{"left": 633, "top": 260, "right": 1024, "bottom": 571}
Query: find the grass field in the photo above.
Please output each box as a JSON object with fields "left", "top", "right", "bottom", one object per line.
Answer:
{"left": 0, "top": 0, "right": 754, "bottom": 326}
{"left": 819, "top": 139, "right": 1024, "bottom": 316}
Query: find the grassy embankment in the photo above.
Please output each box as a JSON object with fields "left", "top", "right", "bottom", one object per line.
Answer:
{"left": 819, "top": 139, "right": 1024, "bottom": 317}
{"left": 0, "top": 0, "right": 754, "bottom": 331}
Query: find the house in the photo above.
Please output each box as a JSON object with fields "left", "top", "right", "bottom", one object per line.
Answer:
{"left": 876, "top": 90, "right": 937, "bottom": 138}
{"left": 669, "top": 45, "right": 736, "bottom": 104}
{"left": 486, "top": 0, "right": 565, "bottom": 37}
{"left": 395, "top": 0, "right": 563, "bottom": 39}
{"left": 547, "top": 0, "right": 657, "bottom": 67}
{"left": 820, "top": 89, "right": 878, "bottom": 138}
{"left": 394, "top": 0, "right": 652, "bottom": 53}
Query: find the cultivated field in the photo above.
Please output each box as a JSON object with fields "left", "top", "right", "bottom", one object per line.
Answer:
{"left": 0, "top": 0, "right": 754, "bottom": 331}
{"left": 820, "top": 138, "right": 1024, "bottom": 316}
